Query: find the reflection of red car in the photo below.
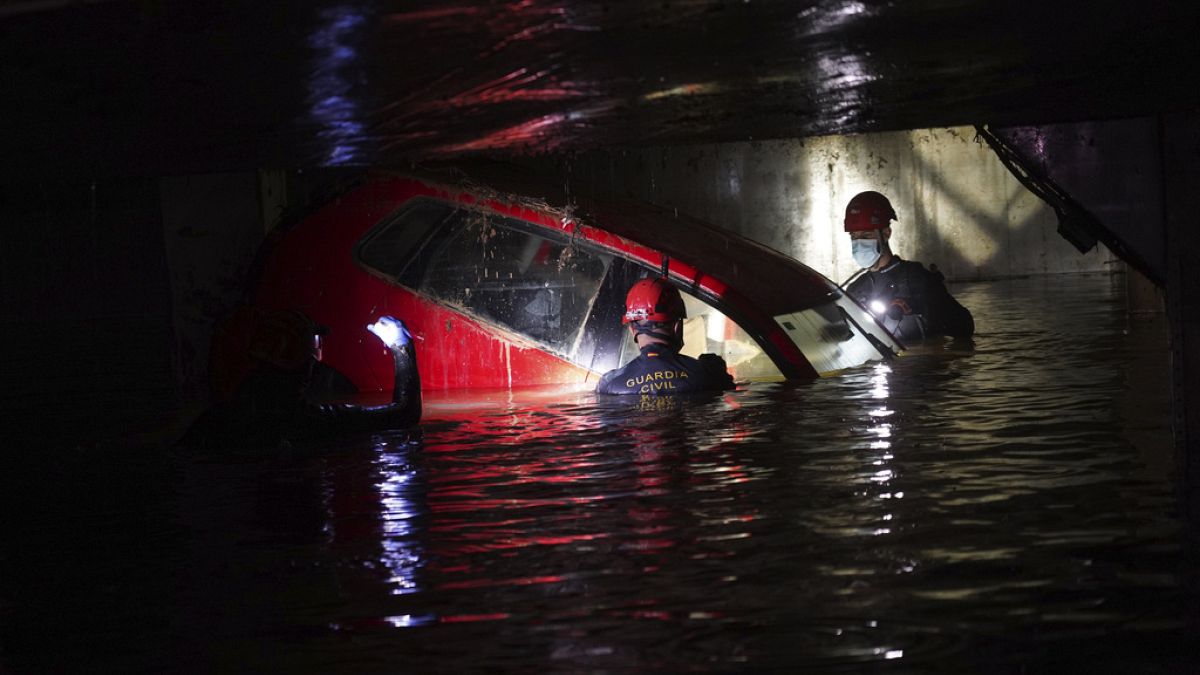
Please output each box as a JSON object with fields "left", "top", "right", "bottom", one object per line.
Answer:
{"left": 236, "top": 164, "right": 898, "bottom": 402}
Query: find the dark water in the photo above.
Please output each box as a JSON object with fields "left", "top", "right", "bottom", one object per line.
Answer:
{"left": 3, "top": 274, "right": 1197, "bottom": 673}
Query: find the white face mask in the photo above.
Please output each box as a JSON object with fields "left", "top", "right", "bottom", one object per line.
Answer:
{"left": 852, "top": 238, "right": 882, "bottom": 269}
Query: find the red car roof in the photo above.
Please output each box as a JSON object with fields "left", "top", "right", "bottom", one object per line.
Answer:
{"left": 389, "top": 162, "right": 839, "bottom": 317}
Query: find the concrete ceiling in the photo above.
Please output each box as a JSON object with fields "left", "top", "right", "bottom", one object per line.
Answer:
{"left": 3, "top": 0, "right": 1197, "bottom": 178}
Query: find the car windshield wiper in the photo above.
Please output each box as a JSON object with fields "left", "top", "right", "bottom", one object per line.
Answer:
{"left": 837, "top": 305, "right": 901, "bottom": 361}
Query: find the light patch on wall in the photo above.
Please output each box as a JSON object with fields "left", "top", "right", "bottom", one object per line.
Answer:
{"left": 726, "top": 168, "right": 741, "bottom": 199}
{"left": 583, "top": 125, "right": 1113, "bottom": 283}
{"left": 804, "top": 173, "right": 836, "bottom": 271}
{"left": 818, "top": 135, "right": 888, "bottom": 285}
{"left": 907, "top": 130, "right": 1000, "bottom": 270}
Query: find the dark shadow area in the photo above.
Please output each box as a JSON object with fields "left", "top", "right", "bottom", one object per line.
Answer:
{"left": 2, "top": 1, "right": 1198, "bottom": 179}
{"left": 2, "top": 276, "right": 1195, "bottom": 673}
{"left": 1, "top": 177, "right": 177, "bottom": 448}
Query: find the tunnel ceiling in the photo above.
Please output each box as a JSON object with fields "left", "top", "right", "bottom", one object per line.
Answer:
{"left": 3, "top": 0, "right": 1198, "bottom": 178}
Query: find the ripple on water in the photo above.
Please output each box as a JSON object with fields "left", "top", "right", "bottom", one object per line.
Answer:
{"left": 4, "top": 276, "right": 1194, "bottom": 673}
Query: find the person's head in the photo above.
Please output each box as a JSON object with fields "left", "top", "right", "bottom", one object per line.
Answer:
{"left": 844, "top": 190, "right": 897, "bottom": 269}
{"left": 623, "top": 277, "right": 686, "bottom": 349}
{"left": 210, "top": 307, "right": 323, "bottom": 402}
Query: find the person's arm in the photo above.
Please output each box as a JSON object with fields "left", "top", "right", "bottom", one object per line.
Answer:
{"left": 596, "top": 365, "right": 630, "bottom": 395}
{"left": 921, "top": 270, "right": 974, "bottom": 338}
{"left": 305, "top": 316, "right": 421, "bottom": 429}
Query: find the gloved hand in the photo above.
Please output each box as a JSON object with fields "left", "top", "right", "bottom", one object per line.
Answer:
{"left": 367, "top": 316, "right": 412, "bottom": 349}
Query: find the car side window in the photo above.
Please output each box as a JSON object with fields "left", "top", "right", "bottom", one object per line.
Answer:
{"left": 355, "top": 198, "right": 459, "bottom": 281}
{"left": 362, "top": 201, "right": 611, "bottom": 357}
{"left": 677, "top": 293, "right": 783, "bottom": 381}
{"left": 587, "top": 264, "right": 784, "bottom": 382}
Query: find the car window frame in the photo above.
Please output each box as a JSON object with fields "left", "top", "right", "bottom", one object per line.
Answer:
{"left": 354, "top": 197, "right": 615, "bottom": 360}
{"left": 353, "top": 195, "right": 796, "bottom": 379}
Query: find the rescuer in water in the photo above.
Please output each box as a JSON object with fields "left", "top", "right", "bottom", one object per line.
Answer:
{"left": 596, "top": 277, "right": 735, "bottom": 395}
{"left": 184, "top": 309, "right": 421, "bottom": 450}
{"left": 842, "top": 191, "right": 975, "bottom": 342}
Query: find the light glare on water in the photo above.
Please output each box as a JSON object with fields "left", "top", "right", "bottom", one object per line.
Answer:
{"left": 1, "top": 274, "right": 1196, "bottom": 673}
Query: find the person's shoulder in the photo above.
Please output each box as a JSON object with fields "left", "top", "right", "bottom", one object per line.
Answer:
{"left": 846, "top": 271, "right": 874, "bottom": 296}
{"left": 595, "top": 368, "right": 620, "bottom": 394}
{"left": 895, "top": 257, "right": 940, "bottom": 273}
{"left": 596, "top": 356, "right": 642, "bottom": 394}
{"left": 896, "top": 258, "right": 946, "bottom": 283}
{"left": 596, "top": 364, "right": 623, "bottom": 389}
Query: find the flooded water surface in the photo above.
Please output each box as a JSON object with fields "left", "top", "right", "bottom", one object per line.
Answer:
{"left": 3, "top": 274, "right": 1196, "bottom": 672}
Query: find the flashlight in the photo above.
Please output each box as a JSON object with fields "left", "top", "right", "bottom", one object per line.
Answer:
{"left": 869, "top": 299, "right": 906, "bottom": 321}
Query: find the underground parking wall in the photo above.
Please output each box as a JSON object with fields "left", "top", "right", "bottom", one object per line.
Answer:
{"left": 7, "top": 121, "right": 1198, "bottom": 527}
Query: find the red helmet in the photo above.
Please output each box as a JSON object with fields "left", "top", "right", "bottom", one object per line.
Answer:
{"left": 623, "top": 278, "right": 686, "bottom": 324}
{"left": 844, "top": 191, "right": 897, "bottom": 232}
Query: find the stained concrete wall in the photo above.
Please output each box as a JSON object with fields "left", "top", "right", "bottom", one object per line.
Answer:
{"left": 560, "top": 126, "right": 1120, "bottom": 284}
{"left": 160, "top": 167, "right": 359, "bottom": 411}
{"left": 994, "top": 118, "right": 1164, "bottom": 283}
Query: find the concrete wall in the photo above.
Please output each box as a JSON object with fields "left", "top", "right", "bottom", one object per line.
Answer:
{"left": 994, "top": 118, "right": 1164, "bottom": 282}
{"left": 560, "top": 126, "right": 1120, "bottom": 284}
{"left": 160, "top": 172, "right": 265, "bottom": 407}
{"left": 160, "top": 167, "right": 360, "bottom": 410}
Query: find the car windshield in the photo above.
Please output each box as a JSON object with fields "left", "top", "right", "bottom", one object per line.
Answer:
{"left": 774, "top": 294, "right": 897, "bottom": 374}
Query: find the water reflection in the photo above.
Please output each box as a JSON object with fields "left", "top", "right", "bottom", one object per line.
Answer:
{"left": 374, "top": 433, "right": 426, "bottom": 599}
{"left": 3, "top": 276, "right": 1194, "bottom": 672}
{"left": 795, "top": 1, "right": 884, "bottom": 130}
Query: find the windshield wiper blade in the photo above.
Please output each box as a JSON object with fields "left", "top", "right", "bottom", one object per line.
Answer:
{"left": 838, "top": 305, "right": 902, "bottom": 361}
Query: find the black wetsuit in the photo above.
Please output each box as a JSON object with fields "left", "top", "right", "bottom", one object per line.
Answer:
{"left": 846, "top": 256, "right": 974, "bottom": 341}
{"left": 185, "top": 341, "right": 421, "bottom": 450}
{"left": 596, "top": 344, "right": 735, "bottom": 395}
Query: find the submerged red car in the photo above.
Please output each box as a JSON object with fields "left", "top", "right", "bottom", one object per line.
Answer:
{"left": 221, "top": 163, "right": 900, "bottom": 404}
